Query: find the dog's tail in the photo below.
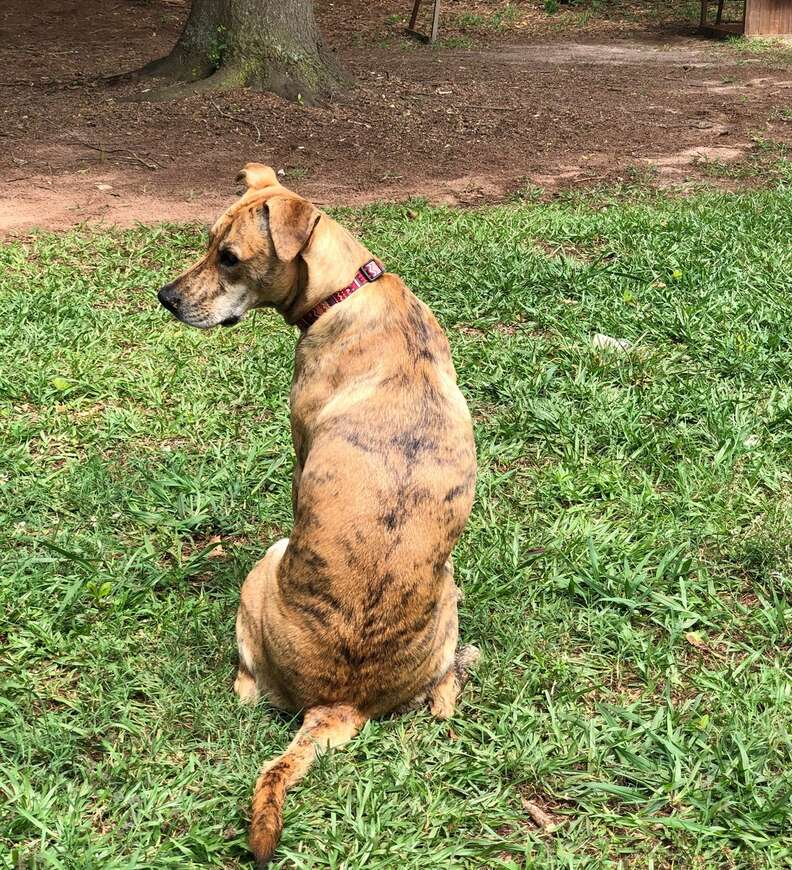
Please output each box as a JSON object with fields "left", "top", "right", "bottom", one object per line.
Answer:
{"left": 249, "top": 703, "right": 366, "bottom": 866}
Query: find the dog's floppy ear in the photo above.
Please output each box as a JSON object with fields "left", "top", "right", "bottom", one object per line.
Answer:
{"left": 236, "top": 163, "right": 279, "bottom": 193}
{"left": 264, "top": 196, "right": 321, "bottom": 263}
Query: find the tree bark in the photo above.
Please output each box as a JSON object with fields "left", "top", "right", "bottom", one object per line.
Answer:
{"left": 137, "top": 0, "right": 344, "bottom": 103}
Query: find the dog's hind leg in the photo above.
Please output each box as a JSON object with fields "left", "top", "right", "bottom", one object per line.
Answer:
{"left": 235, "top": 538, "right": 292, "bottom": 708}
{"left": 428, "top": 644, "right": 480, "bottom": 720}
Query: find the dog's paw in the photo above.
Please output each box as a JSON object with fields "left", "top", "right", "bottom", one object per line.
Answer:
{"left": 429, "top": 693, "right": 456, "bottom": 720}
{"left": 234, "top": 669, "right": 259, "bottom": 704}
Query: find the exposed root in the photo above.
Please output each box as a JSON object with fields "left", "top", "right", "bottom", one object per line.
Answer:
{"left": 142, "top": 65, "right": 246, "bottom": 101}
{"left": 122, "top": 57, "right": 341, "bottom": 105}
{"left": 107, "top": 51, "right": 211, "bottom": 86}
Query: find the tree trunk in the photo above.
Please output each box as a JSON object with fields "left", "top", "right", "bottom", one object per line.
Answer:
{"left": 138, "top": 0, "right": 344, "bottom": 103}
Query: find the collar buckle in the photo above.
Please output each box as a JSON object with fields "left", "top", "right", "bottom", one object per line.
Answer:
{"left": 297, "top": 259, "right": 384, "bottom": 332}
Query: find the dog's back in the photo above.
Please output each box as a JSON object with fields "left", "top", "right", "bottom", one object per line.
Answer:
{"left": 265, "top": 275, "right": 476, "bottom": 716}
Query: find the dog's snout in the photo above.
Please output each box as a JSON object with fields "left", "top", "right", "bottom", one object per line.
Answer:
{"left": 158, "top": 282, "right": 181, "bottom": 314}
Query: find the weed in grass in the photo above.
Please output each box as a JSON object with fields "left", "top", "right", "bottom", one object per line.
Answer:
{"left": 509, "top": 181, "right": 546, "bottom": 204}
{"left": 454, "top": 6, "right": 519, "bottom": 33}
{"left": 282, "top": 166, "right": 309, "bottom": 182}
{"left": 435, "top": 35, "right": 474, "bottom": 49}
{"left": 455, "top": 12, "right": 487, "bottom": 30}
{"left": 489, "top": 4, "right": 519, "bottom": 30}
{"left": 2, "top": 188, "right": 792, "bottom": 866}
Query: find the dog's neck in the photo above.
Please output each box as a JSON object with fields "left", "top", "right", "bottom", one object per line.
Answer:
{"left": 278, "top": 215, "right": 377, "bottom": 327}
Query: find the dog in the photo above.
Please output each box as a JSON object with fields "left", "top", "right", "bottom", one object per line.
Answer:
{"left": 158, "top": 164, "right": 479, "bottom": 865}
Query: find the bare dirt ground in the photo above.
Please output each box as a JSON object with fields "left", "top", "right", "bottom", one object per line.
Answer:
{"left": 1, "top": 0, "right": 792, "bottom": 232}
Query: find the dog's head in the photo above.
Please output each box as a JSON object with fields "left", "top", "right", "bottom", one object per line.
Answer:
{"left": 157, "top": 164, "right": 322, "bottom": 329}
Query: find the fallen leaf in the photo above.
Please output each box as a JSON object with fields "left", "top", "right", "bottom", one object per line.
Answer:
{"left": 521, "top": 797, "right": 559, "bottom": 831}
{"left": 685, "top": 631, "right": 707, "bottom": 649}
{"left": 592, "top": 333, "right": 632, "bottom": 352}
{"left": 207, "top": 535, "right": 225, "bottom": 558}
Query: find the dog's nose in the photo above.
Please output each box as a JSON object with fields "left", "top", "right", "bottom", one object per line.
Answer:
{"left": 158, "top": 282, "right": 181, "bottom": 314}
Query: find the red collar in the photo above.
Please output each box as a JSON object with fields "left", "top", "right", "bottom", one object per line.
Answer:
{"left": 296, "top": 260, "right": 384, "bottom": 332}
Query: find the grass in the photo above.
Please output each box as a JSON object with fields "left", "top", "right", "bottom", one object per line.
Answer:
{"left": 2, "top": 185, "right": 792, "bottom": 868}
{"left": 696, "top": 140, "right": 792, "bottom": 184}
{"left": 716, "top": 35, "right": 792, "bottom": 70}
{"left": 724, "top": 35, "right": 792, "bottom": 57}
{"left": 453, "top": 8, "right": 519, "bottom": 33}
{"left": 542, "top": 0, "right": 700, "bottom": 28}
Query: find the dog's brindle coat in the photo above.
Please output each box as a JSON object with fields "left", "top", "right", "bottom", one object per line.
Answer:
{"left": 158, "top": 164, "right": 478, "bottom": 865}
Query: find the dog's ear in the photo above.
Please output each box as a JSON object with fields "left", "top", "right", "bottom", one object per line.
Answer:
{"left": 236, "top": 163, "right": 279, "bottom": 194}
{"left": 264, "top": 196, "right": 321, "bottom": 262}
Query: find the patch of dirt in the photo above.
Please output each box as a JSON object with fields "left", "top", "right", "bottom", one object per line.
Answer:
{"left": 492, "top": 41, "right": 715, "bottom": 66}
{"left": 645, "top": 143, "right": 749, "bottom": 174}
{"left": 2, "top": 0, "right": 792, "bottom": 233}
{"left": 694, "top": 74, "right": 792, "bottom": 95}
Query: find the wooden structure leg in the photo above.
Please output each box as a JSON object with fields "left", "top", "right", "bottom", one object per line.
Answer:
{"left": 701, "top": 0, "right": 792, "bottom": 37}
{"left": 700, "top": 0, "right": 745, "bottom": 36}
{"left": 408, "top": 0, "right": 421, "bottom": 31}
{"left": 430, "top": 0, "right": 441, "bottom": 42}
{"left": 406, "top": 0, "right": 441, "bottom": 43}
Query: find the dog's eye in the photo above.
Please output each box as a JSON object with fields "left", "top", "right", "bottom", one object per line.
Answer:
{"left": 219, "top": 249, "right": 239, "bottom": 268}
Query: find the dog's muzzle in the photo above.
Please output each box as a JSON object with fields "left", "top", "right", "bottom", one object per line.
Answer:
{"left": 157, "top": 280, "right": 245, "bottom": 329}
{"left": 158, "top": 282, "right": 181, "bottom": 316}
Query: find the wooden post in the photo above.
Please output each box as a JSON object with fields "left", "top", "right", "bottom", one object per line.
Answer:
{"left": 430, "top": 0, "right": 441, "bottom": 43}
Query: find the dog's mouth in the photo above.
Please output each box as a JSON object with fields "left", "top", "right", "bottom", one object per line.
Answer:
{"left": 157, "top": 282, "right": 251, "bottom": 330}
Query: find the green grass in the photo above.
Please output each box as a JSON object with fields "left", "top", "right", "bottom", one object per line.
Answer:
{"left": 724, "top": 35, "right": 792, "bottom": 55}
{"left": 720, "top": 36, "right": 792, "bottom": 68}
{"left": 696, "top": 140, "right": 792, "bottom": 184}
{"left": 2, "top": 186, "right": 792, "bottom": 868}
{"left": 543, "top": 0, "right": 700, "bottom": 29}
{"left": 452, "top": 9, "right": 519, "bottom": 33}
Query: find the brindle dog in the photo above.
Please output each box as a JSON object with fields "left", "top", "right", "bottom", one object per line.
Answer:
{"left": 158, "top": 164, "right": 479, "bottom": 865}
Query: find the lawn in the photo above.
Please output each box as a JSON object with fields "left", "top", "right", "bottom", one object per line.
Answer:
{"left": 2, "top": 186, "right": 792, "bottom": 868}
